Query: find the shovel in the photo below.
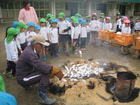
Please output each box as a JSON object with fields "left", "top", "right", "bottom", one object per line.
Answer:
{"left": 96, "top": 92, "right": 114, "bottom": 101}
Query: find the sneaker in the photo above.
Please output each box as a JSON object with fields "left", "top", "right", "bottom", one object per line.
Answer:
{"left": 56, "top": 51, "right": 61, "bottom": 56}
{"left": 3, "top": 72, "right": 12, "bottom": 78}
{"left": 43, "top": 56, "right": 47, "bottom": 61}
{"left": 66, "top": 52, "right": 70, "bottom": 56}
{"left": 11, "top": 76, "right": 16, "bottom": 80}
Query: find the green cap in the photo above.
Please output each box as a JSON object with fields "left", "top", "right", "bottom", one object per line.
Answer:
{"left": 117, "top": 13, "right": 121, "bottom": 15}
{"left": 70, "top": 16, "right": 76, "bottom": 20}
{"left": 17, "top": 22, "right": 28, "bottom": 29}
{"left": 6, "top": 28, "right": 20, "bottom": 43}
{"left": 86, "top": 16, "right": 90, "bottom": 18}
{"left": 46, "top": 13, "right": 52, "bottom": 18}
{"left": 73, "top": 19, "right": 79, "bottom": 24}
{"left": 100, "top": 13, "right": 105, "bottom": 15}
{"left": 50, "top": 17, "right": 55, "bottom": 21}
{"left": 58, "top": 12, "right": 65, "bottom": 18}
{"left": 40, "top": 18, "right": 46, "bottom": 22}
{"left": 75, "top": 13, "right": 81, "bottom": 18}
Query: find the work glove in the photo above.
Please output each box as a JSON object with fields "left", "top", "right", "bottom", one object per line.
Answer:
{"left": 51, "top": 66, "right": 63, "bottom": 80}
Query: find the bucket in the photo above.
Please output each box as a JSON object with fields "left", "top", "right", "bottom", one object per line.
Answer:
{"left": 115, "top": 72, "right": 137, "bottom": 99}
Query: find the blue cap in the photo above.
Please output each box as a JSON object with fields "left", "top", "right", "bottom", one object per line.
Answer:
{"left": 35, "top": 25, "right": 40, "bottom": 30}
{"left": 27, "top": 22, "right": 35, "bottom": 27}
{"left": 121, "top": 16, "right": 125, "bottom": 18}
{"left": 12, "top": 21, "right": 18, "bottom": 29}
{"left": 51, "top": 19, "right": 58, "bottom": 23}
{"left": 136, "top": 17, "right": 140, "bottom": 20}
{"left": 0, "top": 92, "right": 17, "bottom": 105}
{"left": 66, "top": 18, "right": 70, "bottom": 22}
{"left": 100, "top": 16, "right": 104, "bottom": 18}
{"left": 82, "top": 20, "right": 86, "bottom": 24}
{"left": 78, "top": 18, "right": 83, "bottom": 23}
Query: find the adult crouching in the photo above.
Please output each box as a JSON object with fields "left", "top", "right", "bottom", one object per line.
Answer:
{"left": 16, "top": 35, "right": 63, "bottom": 104}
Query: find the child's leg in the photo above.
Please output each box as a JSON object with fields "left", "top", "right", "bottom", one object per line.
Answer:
{"left": 65, "top": 42, "right": 68, "bottom": 52}
{"left": 58, "top": 42, "right": 62, "bottom": 52}
{"left": 80, "top": 38, "right": 84, "bottom": 49}
{"left": 11, "top": 62, "right": 16, "bottom": 77}
{"left": 91, "top": 33, "right": 95, "bottom": 43}
{"left": 87, "top": 32, "right": 90, "bottom": 45}
{"left": 83, "top": 38, "right": 87, "bottom": 49}
{"left": 5, "top": 61, "right": 13, "bottom": 73}
{"left": 72, "top": 41, "right": 77, "bottom": 52}
{"left": 54, "top": 43, "right": 58, "bottom": 56}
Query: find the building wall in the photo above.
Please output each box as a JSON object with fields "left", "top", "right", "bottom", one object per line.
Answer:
{"left": 0, "top": 0, "right": 140, "bottom": 20}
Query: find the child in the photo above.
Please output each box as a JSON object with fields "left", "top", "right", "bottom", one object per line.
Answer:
{"left": 98, "top": 16, "right": 104, "bottom": 30}
{"left": 130, "top": 16, "right": 134, "bottom": 34}
{"left": 134, "top": 17, "right": 140, "bottom": 32}
{"left": 90, "top": 13, "right": 99, "bottom": 44}
{"left": 26, "top": 22, "right": 36, "bottom": 46}
{"left": 16, "top": 22, "right": 28, "bottom": 53}
{"left": 121, "top": 16, "right": 128, "bottom": 31}
{"left": 66, "top": 18, "right": 72, "bottom": 47}
{"left": 104, "top": 17, "right": 112, "bottom": 30}
{"left": 80, "top": 20, "right": 88, "bottom": 50}
{"left": 40, "top": 18, "right": 50, "bottom": 61}
{"left": 57, "top": 12, "right": 71, "bottom": 56}
{"left": 86, "top": 18, "right": 91, "bottom": 45}
{"left": 48, "top": 19, "right": 59, "bottom": 57}
{"left": 4, "top": 28, "right": 20, "bottom": 79}
{"left": 86, "top": 16, "right": 90, "bottom": 23}
{"left": 71, "top": 19, "right": 81, "bottom": 53}
{"left": 46, "top": 13, "right": 53, "bottom": 27}
{"left": 116, "top": 13, "right": 122, "bottom": 32}
{"left": 121, "top": 20, "right": 131, "bottom": 34}
{"left": 35, "top": 25, "right": 41, "bottom": 34}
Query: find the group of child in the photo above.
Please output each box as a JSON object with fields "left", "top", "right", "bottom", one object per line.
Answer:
{"left": 3, "top": 12, "right": 140, "bottom": 79}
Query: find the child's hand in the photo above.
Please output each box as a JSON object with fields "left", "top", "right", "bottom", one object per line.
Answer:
{"left": 62, "top": 30, "right": 65, "bottom": 33}
{"left": 29, "top": 36, "right": 32, "bottom": 38}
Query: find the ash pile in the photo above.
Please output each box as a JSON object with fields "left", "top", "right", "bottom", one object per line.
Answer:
{"left": 49, "top": 59, "right": 139, "bottom": 103}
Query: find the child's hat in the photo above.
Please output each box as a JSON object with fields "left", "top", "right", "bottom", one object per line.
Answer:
{"left": 50, "top": 17, "right": 55, "bottom": 21}
{"left": 100, "top": 16, "right": 104, "bottom": 18}
{"left": 124, "top": 20, "right": 130, "bottom": 24}
{"left": 6, "top": 28, "right": 20, "bottom": 43}
{"left": 78, "top": 18, "right": 83, "bottom": 23}
{"left": 51, "top": 19, "right": 58, "bottom": 23}
{"left": 66, "top": 18, "right": 70, "bottom": 22}
{"left": 92, "top": 13, "right": 97, "bottom": 16}
{"left": 100, "top": 13, "right": 105, "bottom": 15}
{"left": 46, "top": 13, "right": 53, "bottom": 20}
{"left": 106, "top": 17, "right": 111, "bottom": 20}
{"left": 17, "top": 22, "right": 28, "bottom": 29}
{"left": 86, "top": 16, "right": 90, "bottom": 18}
{"left": 136, "top": 17, "right": 140, "bottom": 20}
{"left": 40, "top": 18, "right": 46, "bottom": 22}
{"left": 58, "top": 12, "right": 65, "bottom": 18}
{"left": 75, "top": 13, "right": 81, "bottom": 18}
{"left": 27, "top": 22, "right": 35, "bottom": 27}
{"left": 35, "top": 25, "right": 41, "bottom": 30}
{"left": 73, "top": 19, "right": 79, "bottom": 24}
{"left": 121, "top": 15, "right": 125, "bottom": 18}
{"left": 122, "top": 16, "right": 128, "bottom": 21}
{"left": 117, "top": 13, "right": 121, "bottom": 15}
{"left": 12, "top": 21, "right": 19, "bottom": 29}
{"left": 82, "top": 20, "right": 87, "bottom": 24}
{"left": 71, "top": 16, "right": 76, "bottom": 20}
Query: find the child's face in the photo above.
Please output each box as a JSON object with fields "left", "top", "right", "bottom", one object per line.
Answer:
{"left": 40, "top": 22, "right": 46, "bottom": 27}
{"left": 36, "top": 30, "right": 40, "bottom": 34}
{"left": 100, "top": 18, "right": 103, "bottom": 22}
{"left": 130, "top": 18, "right": 133, "bottom": 21}
{"left": 92, "top": 16, "right": 96, "bottom": 20}
{"left": 106, "top": 19, "right": 110, "bottom": 23}
{"left": 117, "top": 15, "right": 120, "bottom": 19}
{"left": 59, "top": 18, "right": 65, "bottom": 21}
{"left": 125, "top": 23, "right": 129, "bottom": 27}
{"left": 21, "top": 27, "right": 26, "bottom": 32}
{"left": 82, "top": 24, "right": 86, "bottom": 27}
{"left": 74, "top": 23, "right": 78, "bottom": 27}
{"left": 86, "top": 17, "right": 90, "bottom": 20}
{"left": 52, "top": 22, "right": 57, "bottom": 28}
{"left": 136, "top": 19, "right": 140, "bottom": 22}
{"left": 28, "top": 26, "right": 34, "bottom": 31}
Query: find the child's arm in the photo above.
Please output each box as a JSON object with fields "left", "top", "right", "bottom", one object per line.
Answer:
{"left": 8, "top": 42, "right": 18, "bottom": 63}
{"left": 16, "top": 36, "right": 22, "bottom": 52}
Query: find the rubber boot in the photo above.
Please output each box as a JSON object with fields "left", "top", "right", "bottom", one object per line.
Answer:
{"left": 38, "top": 89, "right": 56, "bottom": 104}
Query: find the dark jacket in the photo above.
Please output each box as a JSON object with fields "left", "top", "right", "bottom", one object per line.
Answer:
{"left": 16, "top": 45, "right": 52, "bottom": 80}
